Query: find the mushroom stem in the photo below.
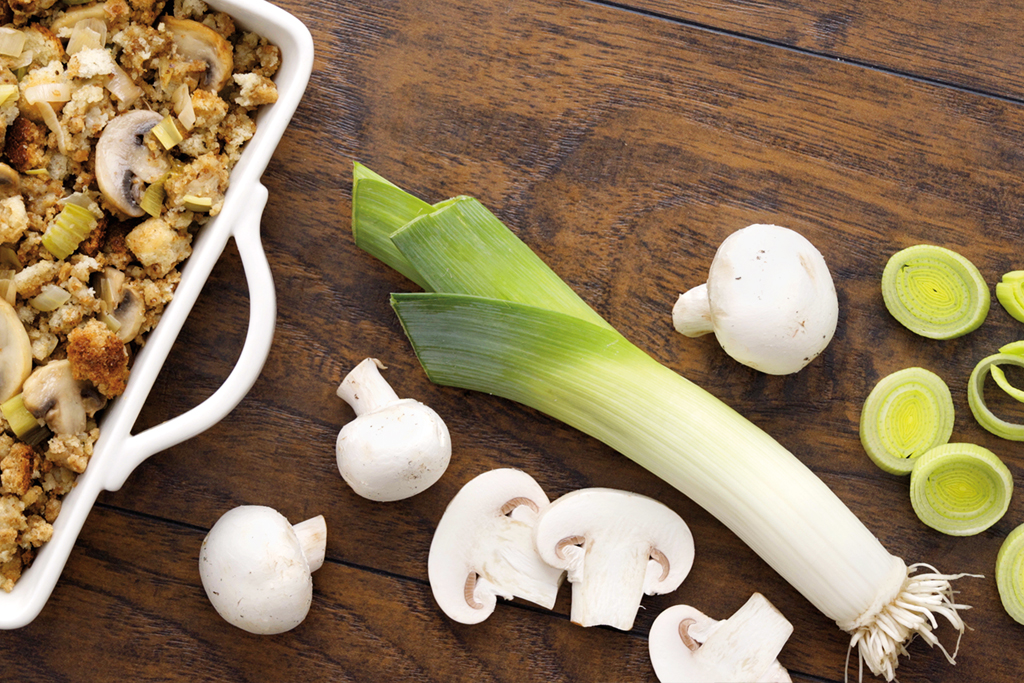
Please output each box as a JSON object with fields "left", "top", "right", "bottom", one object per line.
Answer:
{"left": 695, "top": 593, "right": 793, "bottom": 681}
{"left": 292, "top": 515, "right": 327, "bottom": 573}
{"left": 672, "top": 283, "right": 714, "bottom": 337}
{"left": 336, "top": 358, "right": 400, "bottom": 416}
{"left": 567, "top": 539, "right": 650, "bottom": 630}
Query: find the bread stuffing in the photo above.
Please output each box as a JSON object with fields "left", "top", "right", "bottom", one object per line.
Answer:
{"left": 0, "top": 0, "right": 280, "bottom": 591}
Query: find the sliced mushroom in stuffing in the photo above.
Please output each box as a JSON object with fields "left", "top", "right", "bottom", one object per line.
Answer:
{"left": 162, "top": 16, "right": 233, "bottom": 92}
{"left": 95, "top": 110, "right": 170, "bottom": 217}
{"left": 21, "top": 359, "right": 107, "bottom": 436}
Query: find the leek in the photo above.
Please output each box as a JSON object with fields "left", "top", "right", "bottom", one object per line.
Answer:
{"left": 908, "top": 443, "right": 1012, "bottom": 536}
{"left": 880, "top": 244, "right": 989, "bottom": 339}
{"left": 151, "top": 115, "right": 184, "bottom": 150}
{"left": 140, "top": 175, "right": 168, "bottom": 217}
{"left": 995, "top": 271, "right": 1024, "bottom": 323}
{"left": 0, "top": 84, "right": 18, "bottom": 107}
{"left": 996, "top": 523, "right": 1024, "bottom": 625}
{"left": 967, "top": 343, "right": 1024, "bottom": 440}
{"left": 351, "top": 167, "right": 973, "bottom": 681}
{"left": 42, "top": 202, "right": 97, "bottom": 259}
{"left": 1, "top": 392, "right": 48, "bottom": 446}
{"left": 182, "top": 195, "right": 213, "bottom": 212}
{"left": 351, "top": 162, "right": 436, "bottom": 288}
{"left": 28, "top": 284, "right": 70, "bottom": 312}
{"left": 859, "top": 367, "right": 954, "bottom": 475}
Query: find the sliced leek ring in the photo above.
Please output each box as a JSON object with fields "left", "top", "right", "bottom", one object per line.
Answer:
{"left": 996, "top": 524, "right": 1024, "bottom": 625}
{"left": 909, "top": 443, "right": 1012, "bottom": 536}
{"left": 881, "top": 244, "right": 989, "bottom": 339}
{"left": 859, "top": 367, "right": 954, "bottom": 475}
{"left": 996, "top": 271, "right": 1024, "bottom": 323}
{"left": 967, "top": 344, "right": 1024, "bottom": 440}
{"left": 42, "top": 203, "right": 97, "bottom": 260}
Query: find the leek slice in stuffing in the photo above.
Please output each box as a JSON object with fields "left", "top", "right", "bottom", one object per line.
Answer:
{"left": 151, "top": 114, "right": 183, "bottom": 149}
{"left": 1, "top": 393, "right": 48, "bottom": 446}
{"left": 42, "top": 203, "right": 97, "bottom": 260}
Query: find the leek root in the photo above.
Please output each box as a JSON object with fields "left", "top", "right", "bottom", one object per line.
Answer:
{"left": 352, "top": 165, "right": 973, "bottom": 681}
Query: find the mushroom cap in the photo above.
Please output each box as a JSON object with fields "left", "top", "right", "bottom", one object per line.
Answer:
{"left": 0, "top": 297, "right": 32, "bottom": 403}
{"left": 534, "top": 488, "right": 694, "bottom": 630}
{"left": 162, "top": 16, "right": 234, "bottom": 92}
{"left": 198, "top": 506, "right": 314, "bottom": 635}
{"left": 427, "top": 468, "right": 564, "bottom": 624}
{"left": 336, "top": 397, "right": 451, "bottom": 501}
{"left": 95, "top": 110, "right": 170, "bottom": 217}
{"left": 706, "top": 224, "right": 837, "bottom": 375}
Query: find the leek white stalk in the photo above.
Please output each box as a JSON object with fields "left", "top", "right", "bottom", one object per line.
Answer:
{"left": 352, "top": 165, "right": 972, "bottom": 681}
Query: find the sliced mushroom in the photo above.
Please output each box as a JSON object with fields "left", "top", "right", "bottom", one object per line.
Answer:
{"left": 162, "top": 16, "right": 233, "bottom": 92}
{"left": 533, "top": 488, "right": 695, "bottom": 631}
{"left": 0, "top": 163, "right": 20, "bottom": 199}
{"left": 21, "top": 359, "right": 106, "bottom": 435}
{"left": 427, "top": 469, "right": 565, "bottom": 624}
{"left": 648, "top": 595, "right": 794, "bottom": 683}
{"left": 0, "top": 297, "right": 32, "bottom": 403}
{"left": 110, "top": 285, "right": 144, "bottom": 342}
{"left": 95, "top": 110, "right": 169, "bottom": 217}
{"left": 92, "top": 267, "right": 145, "bottom": 342}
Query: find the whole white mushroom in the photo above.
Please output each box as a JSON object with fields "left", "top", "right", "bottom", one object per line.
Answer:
{"left": 335, "top": 358, "right": 451, "bottom": 502}
{"left": 199, "top": 505, "right": 327, "bottom": 635}
{"left": 672, "top": 224, "right": 838, "bottom": 375}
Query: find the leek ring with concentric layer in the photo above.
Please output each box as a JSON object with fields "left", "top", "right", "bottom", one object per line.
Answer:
{"left": 881, "top": 244, "right": 989, "bottom": 339}
{"left": 996, "top": 524, "right": 1024, "bottom": 625}
{"left": 909, "top": 443, "right": 1012, "bottom": 536}
{"left": 860, "top": 367, "right": 953, "bottom": 475}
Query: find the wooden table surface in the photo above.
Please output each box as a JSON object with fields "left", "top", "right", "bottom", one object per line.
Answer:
{"left": 5, "top": 0, "right": 1024, "bottom": 680}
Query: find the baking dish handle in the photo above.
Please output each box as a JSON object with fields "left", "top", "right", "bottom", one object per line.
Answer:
{"left": 103, "top": 183, "right": 277, "bottom": 491}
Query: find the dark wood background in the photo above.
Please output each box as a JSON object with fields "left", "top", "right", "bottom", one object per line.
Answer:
{"left": 4, "top": 0, "right": 1024, "bottom": 680}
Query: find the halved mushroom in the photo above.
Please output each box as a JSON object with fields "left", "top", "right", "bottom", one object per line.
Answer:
{"left": 162, "top": 16, "right": 233, "bottom": 92}
{"left": 92, "top": 267, "right": 145, "bottom": 342}
{"left": 21, "top": 359, "right": 106, "bottom": 435}
{"left": 648, "top": 595, "right": 793, "bottom": 683}
{"left": 533, "top": 488, "right": 695, "bottom": 631}
{"left": 427, "top": 468, "right": 565, "bottom": 624}
{"left": 0, "top": 297, "right": 31, "bottom": 402}
{"left": 0, "top": 163, "right": 20, "bottom": 199}
{"left": 95, "top": 110, "right": 169, "bottom": 217}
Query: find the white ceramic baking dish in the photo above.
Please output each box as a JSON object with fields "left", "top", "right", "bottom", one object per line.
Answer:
{"left": 0, "top": 0, "right": 314, "bottom": 629}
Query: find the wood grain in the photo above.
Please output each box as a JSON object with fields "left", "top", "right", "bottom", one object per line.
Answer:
{"left": 3, "top": 0, "right": 1024, "bottom": 681}
{"left": 615, "top": 0, "right": 1024, "bottom": 101}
